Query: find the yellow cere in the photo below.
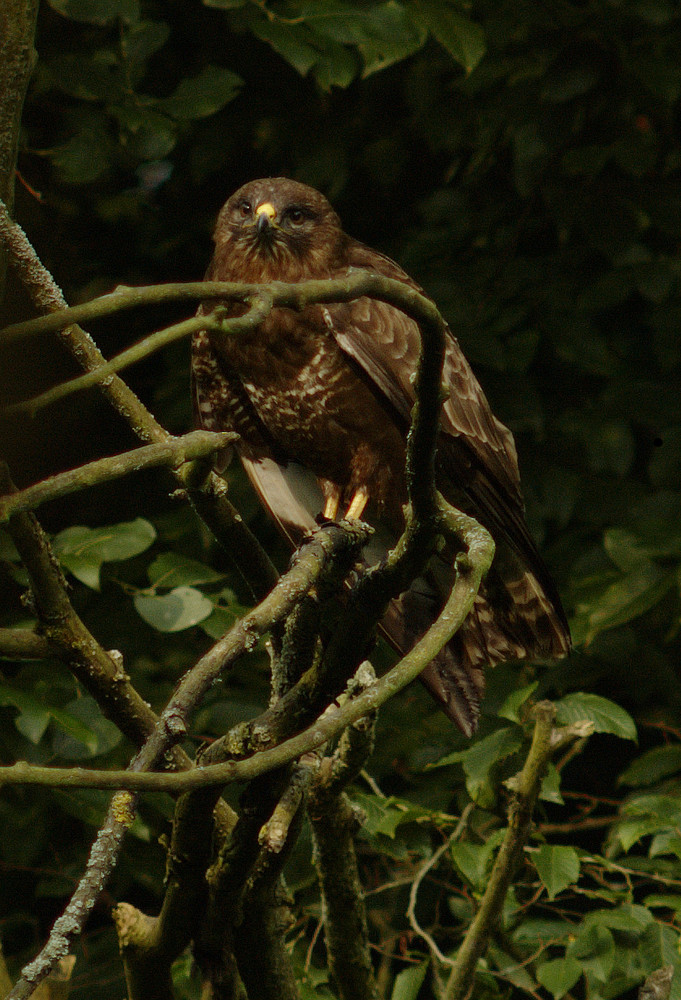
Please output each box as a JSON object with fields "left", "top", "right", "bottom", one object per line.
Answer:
{"left": 255, "top": 202, "right": 277, "bottom": 220}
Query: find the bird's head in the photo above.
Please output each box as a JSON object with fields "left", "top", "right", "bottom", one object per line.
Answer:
{"left": 211, "top": 177, "right": 346, "bottom": 280}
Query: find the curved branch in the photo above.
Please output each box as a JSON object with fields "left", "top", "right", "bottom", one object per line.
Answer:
{"left": 1, "top": 274, "right": 443, "bottom": 345}
{"left": 0, "top": 513, "right": 494, "bottom": 796}
{"left": 0, "top": 430, "right": 235, "bottom": 520}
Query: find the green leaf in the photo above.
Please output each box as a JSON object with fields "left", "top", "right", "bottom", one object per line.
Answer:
{"left": 123, "top": 20, "right": 170, "bottom": 67}
{"left": 249, "top": 17, "right": 320, "bottom": 77}
{"left": 433, "top": 726, "right": 523, "bottom": 805}
{"left": 390, "top": 960, "right": 429, "bottom": 1000}
{"left": 158, "top": 65, "right": 243, "bottom": 119}
{"left": 133, "top": 586, "right": 214, "bottom": 632}
{"left": 585, "top": 903, "right": 653, "bottom": 934}
{"left": 411, "top": 1, "right": 486, "bottom": 73}
{"left": 554, "top": 693, "right": 637, "bottom": 741}
{"left": 644, "top": 894, "right": 681, "bottom": 913}
{"left": 539, "top": 763, "right": 564, "bottom": 804}
{"left": 47, "top": 0, "right": 139, "bottom": 25}
{"left": 49, "top": 114, "right": 112, "bottom": 184}
{"left": 350, "top": 793, "right": 430, "bottom": 839}
{"left": 147, "top": 552, "right": 225, "bottom": 589}
{"left": 497, "top": 681, "right": 538, "bottom": 723}
{"left": 619, "top": 745, "right": 681, "bottom": 786}
{"left": 603, "top": 528, "right": 656, "bottom": 572}
{"left": 531, "top": 845, "right": 580, "bottom": 900}
{"left": 578, "top": 561, "right": 675, "bottom": 643}
{"left": 51, "top": 697, "right": 123, "bottom": 760}
{"left": 48, "top": 53, "right": 126, "bottom": 102}
{"left": 567, "top": 924, "right": 615, "bottom": 983}
{"left": 54, "top": 518, "right": 156, "bottom": 589}
{"left": 0, "top": 684, "right": 51, "bottom": 743}
{"left": 536, "top": 957, "right": 582, "bottom": 999}
{"left": 112, "top": 105, "right": 177, "bottom": 161}
{"left": 450, "top": 830, "right": 504, "bottom": 890}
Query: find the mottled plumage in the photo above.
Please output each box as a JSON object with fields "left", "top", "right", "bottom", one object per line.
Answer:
{"left": 192, "top": 177, "right": 570, "bottom": 735}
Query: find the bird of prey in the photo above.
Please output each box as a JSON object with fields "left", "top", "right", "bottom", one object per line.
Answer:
{"left": 192, "top": 177, "right": 570, "bottom": 735}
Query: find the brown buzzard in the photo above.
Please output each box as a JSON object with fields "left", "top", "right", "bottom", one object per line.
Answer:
{"left": 192, "top": 177, "right": 570, "bottom": 735}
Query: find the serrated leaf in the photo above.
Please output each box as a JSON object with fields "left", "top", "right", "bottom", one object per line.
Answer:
{"left": 536, "top": 956, "right": 582, "bottom": 999}
{"left": 390, "top": 960, "right": 429, "bottom": 1000}
{"left": 355, "top": 5, "right": 426, "bottom": 78}
{"left": 134, "top": 586, "right": 214, "bottom": 632}
{"left": 147, "top": 551, "right": 225, "bottom": 588}
{"left": 532, "top": 844, "right": 580, "bottom": 900}
{"left": 158, "top": 65, "right": 242, "bottom": 119}
{"left": 488, "top": 943, "right": 538, "bottom": 992}
{"left": 539, "top": 763, "right": 564, "bottom": 804}
{"left": 650, "top": 831, "right": 681, "bottom": 859}
{"left": 619, "top": 744, "right": 681, "bottom": 786}
{"left": 350, "top": 793, "right": 430, "bottom": 838}
{"left": 54, "top": 518, "right": 156, "bottom": 589}
{"left": 554, "top": 693, "right": 637, "bottom": 741}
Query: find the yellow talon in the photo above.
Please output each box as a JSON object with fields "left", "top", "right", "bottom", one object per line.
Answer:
{"left": 344, "top": 488, "right": 370, "bottom": 521}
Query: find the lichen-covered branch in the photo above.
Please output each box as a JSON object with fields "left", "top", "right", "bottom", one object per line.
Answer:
{"left": 0, "top": 0, "right": 38, "bottom": 295}
{"left": 6, "top": 791, "right": 137, "bottom": 1000}
{"left": 308, "top": 666, "right": 379, "bottom": 1000}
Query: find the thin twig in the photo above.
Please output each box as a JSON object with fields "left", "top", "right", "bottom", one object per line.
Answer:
{"left": 406, "top": 804, "right": 474, "bottom": 969}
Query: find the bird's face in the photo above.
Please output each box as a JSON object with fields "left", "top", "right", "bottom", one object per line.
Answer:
{"left": 212, "top": 178, "right": 344, "bottom": 280}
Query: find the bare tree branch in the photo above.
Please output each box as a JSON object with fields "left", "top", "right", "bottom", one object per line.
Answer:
{"left": 0, "top": 200, "right": 278, "bottom": 599}
{"left": 0, "top": 626, "right": 50, "bottom": 659}
{"left": 308, "top": 664, "right": 379, "bottom": 1000}
{"left": 6, "top": 792, "right": 137, "bottom": 1000}
{"left": 0, "top": 430, "right": 235, "bottom": 520}
{"left": 0, "top": 517, "right": 494, "bottom": 797}
{"left": 0, "top": 0, "right": 38, "bottom": 294}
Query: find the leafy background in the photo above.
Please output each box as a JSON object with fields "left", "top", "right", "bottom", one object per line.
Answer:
{"left": 1, "top": 1, "right": 680, "bottom": 998}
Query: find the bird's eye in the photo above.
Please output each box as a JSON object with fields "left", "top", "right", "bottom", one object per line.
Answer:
{"left": 238, "top": 200, "right": 252, "bottom": 217}
{"left": 286, "top": 207, "right": 306, "bottom": 226}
